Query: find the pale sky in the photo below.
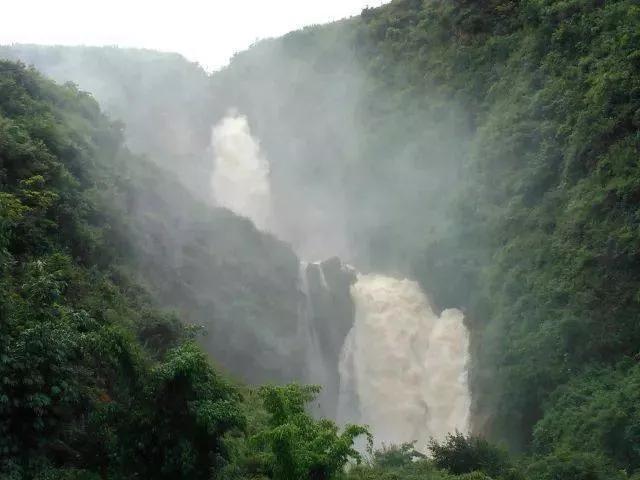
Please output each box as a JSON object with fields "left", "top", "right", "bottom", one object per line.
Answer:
{"left": 0, "top": 0, "right": 387, "bottom": 71}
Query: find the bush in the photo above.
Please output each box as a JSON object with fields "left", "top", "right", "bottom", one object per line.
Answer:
{"left": 428, "top": 432, "right": 510, "bottom": 478}
{"left": 524, "top": 450, "right": 626, "bottom": 480}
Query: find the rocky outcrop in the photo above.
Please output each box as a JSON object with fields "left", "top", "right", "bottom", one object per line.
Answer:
{"left": 302, "top": 257, "right": 356, "bottom": 417}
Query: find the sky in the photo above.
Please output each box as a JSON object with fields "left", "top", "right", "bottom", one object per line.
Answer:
{"left": 0, "top": 0, "right": 387, "bottom": 71}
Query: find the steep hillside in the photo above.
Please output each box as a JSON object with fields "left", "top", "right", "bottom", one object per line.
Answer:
{"left": 3, "top": 0, "right": 640, "bottom": 476}
{"left": 0, "top": 57, "right": 378, "bottom": 480}
{"left": 0, "top": 60, "right": 248, "bottom": 478}
{"left": 0, "top": 52, "right": 304, "bottom": 385}
{"left": 0, "top": 61, "right": 480, "bottom": 480}
{"left": 122, "top": 149, "right": 302, "bottom": 384}
{"left": 358, "top": 0, "right": 640, "bottom": 457}
{"left": 0, "top": 45, "right": 213, "bottom": 201}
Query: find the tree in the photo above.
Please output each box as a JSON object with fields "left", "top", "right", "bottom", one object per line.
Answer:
{"left": 254, "top": 384, "right": 370, "bottom": 480}
{"left": 114, "top": 342, "right": 246, "bottom": 479}
{"left": 428, "top": 432, "right": 510, "bottom": 479}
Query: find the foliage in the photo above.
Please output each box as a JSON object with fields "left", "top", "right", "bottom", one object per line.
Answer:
{"left": 428, "top": 432, "right": 510, "bottom": 479}
{"left": 524, "top": 449, "right": 626, "bottom": 480}
{"left": 205, "top": 0, "right": 640, "bottom": 474}
{"left": 344, "top": 442, "right": 495, "bottom": 480}
{"left": 0, "top": 44, "right": 213, "bottom": 199}
{"left": 0, "top": 60, "right": 248, "bottom": 479}
{"left": 345, "top": 460, "right": 455, "bottom": 480}
{"left": 0, "top": 45, "right": 305, "bottom": 387}
{"left": 354, "top": 0, "right": 640, "bottom": 464}
{"left": 0, "top": 58, "right": 373, "bottom": 480}
{"left": 532, "top": 362, "right": 640, "bottom": 472}
{"left": 371, "top": 442, "right": 425, "bottom": 469}
{"left": 253, "top": 384, "right": 370, "bottom": 480}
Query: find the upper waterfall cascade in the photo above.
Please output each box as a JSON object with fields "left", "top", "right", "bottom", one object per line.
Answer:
{"left": 211, "top": 114, "right": 273, "bottom": 232}
{"left": 211, "top": 113, "right": 471, "bottom": 448}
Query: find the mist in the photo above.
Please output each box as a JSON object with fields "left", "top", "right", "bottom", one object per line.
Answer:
{"left": 211, "top": 114, "right": 274, "bottom": 232}
{"left": 209, "top": 24, "right": 472, "bottom": 274}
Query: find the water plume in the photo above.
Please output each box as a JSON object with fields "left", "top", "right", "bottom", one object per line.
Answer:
{"left": 211, "top": 113, "right": 274, "bottom": 231}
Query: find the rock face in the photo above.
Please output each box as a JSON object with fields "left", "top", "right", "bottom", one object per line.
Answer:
{"left": 302, "top": 257, "right": 356, "bottom": 418}
{"left": 127, "top": 177, "right": 304, "bottom": 385}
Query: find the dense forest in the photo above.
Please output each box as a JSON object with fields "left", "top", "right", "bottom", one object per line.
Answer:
{"left": 2, "top": 0, "right": 640, "bottom": 479}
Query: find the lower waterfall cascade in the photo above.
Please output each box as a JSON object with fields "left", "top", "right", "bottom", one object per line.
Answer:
{"left": 337, "top": 274, "right": 470, "bottom": 447}
{"left": 211, "top": 113, "right": 471, "bottom": 449}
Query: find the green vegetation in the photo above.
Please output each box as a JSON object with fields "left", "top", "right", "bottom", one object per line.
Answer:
{"left": 361, "top": 0, "right": 640, "bottom": 452}
{"left": 0, "top": 59, "right": 242, "bottom": 477}
{"left": 0, "top": 61, "right": 358, "bottom": 479}
{"left": 351, "top": 0, "right": 640, "bottom": 476}
{"left": 251, "top": 384, "right": 368, "bottom": 480}
{"left": 3, "top": 0, "right": 640, "bottom": 478}
{"left": 0, "top": 45, "right": 213, "bottom": 200}
{"left": 428, "top": 433, "right": 511, "bottom": 479}
{"left": 0, "top": 48, "right": 307, "bottom": 387}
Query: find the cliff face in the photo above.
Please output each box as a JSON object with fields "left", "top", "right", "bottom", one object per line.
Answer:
{"left": 125, "top": 168, "right": 303, "bottom": 383}
{"left": 302, "top": 258, "right": 356, "bottom": 417}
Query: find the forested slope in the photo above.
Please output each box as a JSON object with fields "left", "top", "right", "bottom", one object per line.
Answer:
{"left": 0, "top": 50, "right": 312, "bottom": 387}
{"left": 0, "top": 45, "right": 213, "bottom": 200}
{"left": 0, "top": 55, "right": 305, "bottom": 455}
{"left": 359, "top": 0, "right": 640, "bottom": 459}
{"left": 3, "top": 0, "right": 640, "bottom": 478}
{"left": 0, "top": 59, "right": 247, "bottom": 478}
{"left": 0, "top": 59, "right": 371, "bottom": 480}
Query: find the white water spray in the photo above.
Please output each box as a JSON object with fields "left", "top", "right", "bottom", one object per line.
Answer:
{"left": 211, "top": 114, "right": 273, "bottom": 231}
{"left": 338, "top": 274, "right": 470, "bottom": 448}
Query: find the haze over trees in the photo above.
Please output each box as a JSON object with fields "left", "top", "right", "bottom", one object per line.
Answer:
{"left": 2, "top": 0, "right": 640, "bottom": 479}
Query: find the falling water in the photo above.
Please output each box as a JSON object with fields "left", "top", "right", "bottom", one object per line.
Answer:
{"left": 338, "top": 273, "right": 470, "bottom": 449}
{"left": 211, "top": 113, "right": 274, "bottom": 231}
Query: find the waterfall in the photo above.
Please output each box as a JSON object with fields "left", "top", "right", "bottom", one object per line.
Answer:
{"left": 211, "top": 113, "right": 273, "bottom": 231}
{"left": 338, "top": 273, "right": 470, "bottom": 449}
{"left": 211, "top": 111, "right": 471, "bottom": 447}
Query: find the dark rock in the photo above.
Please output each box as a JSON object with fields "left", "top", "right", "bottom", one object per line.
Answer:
{"left": 303, "top": 257, "right": 356, "bottom": 418}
